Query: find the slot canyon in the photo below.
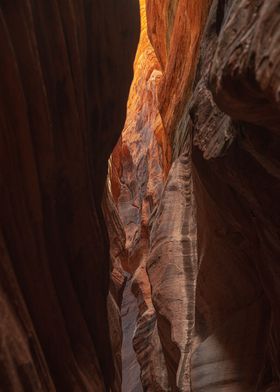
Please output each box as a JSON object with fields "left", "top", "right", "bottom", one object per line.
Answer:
{"left": 0, "top": 0, "right": 279, "bottom": 391}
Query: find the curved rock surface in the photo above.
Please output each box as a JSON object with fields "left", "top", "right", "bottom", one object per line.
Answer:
{"left": 191, "top": 1, "right": 280, "bottom": 390}
{"left": 108, "top": 0, "right": 280, "bottom": 391}
{"left": 0, "top": 1, "right": 139, "bottom": 390}
{"left": 1, "top": 0, "right": 280, "bottom": 391}
{"left": 110, "top": 1, "right": 170, "bottom": 389}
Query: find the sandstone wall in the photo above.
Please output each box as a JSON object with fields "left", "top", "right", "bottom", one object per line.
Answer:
{"left": 109, "top": 0, "right": 280, "bottom": 390}
{"left": 0, "top": 1, "right": 139, "bottom": 390}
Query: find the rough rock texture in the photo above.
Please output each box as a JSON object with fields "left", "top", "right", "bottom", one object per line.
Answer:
{"left": 191, "top": 1, "right": 280, "bottom": 390}
{"left": 111, "top": 1, "right": 170, "bottom": 271}
{"left": 103, "top": 186, "right": 128, "bottom": 392}
{"left": 0, "top": 1, "right": 139, "bottom": 390}
{"left": 150, "top": 0, "right": 280, "bottom": 390}
{"left": 121, "top": 274, "right": 143, "bottom": 392}
{"left": 146, "top": 0, "right": 212, "bottom": 140}
{"left": 108, "top": 0, "right": 280, "bottom": 391}
{"left": 110, "top": 0, "right": 211, "bottom": 390}
{"left": 147, "top": 136, "right": 197, "bottom": 391}
{"left": 110, "top": 1, "right": 170, "bottom": 390}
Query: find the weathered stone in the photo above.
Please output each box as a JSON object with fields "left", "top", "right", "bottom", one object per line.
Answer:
{"left": 108, "top": 0, "right": 280, "bottom": 391}
{"left": 2, "top": 0, "right": 280, "bottom": 390}
{"left": 0, "top": 1, "right": 139, "bottom": 390}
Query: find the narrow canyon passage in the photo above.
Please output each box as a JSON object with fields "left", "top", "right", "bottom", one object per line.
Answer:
{"left": 0, "top": 0, "right": 280, "bottom": 391}
{"left": 104, "top": 0, "right": 280, "bottom": 391}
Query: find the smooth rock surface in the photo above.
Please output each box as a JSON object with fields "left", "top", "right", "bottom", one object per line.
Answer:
{"left": 0, "top": 1, "right": 139, "bottom": 390}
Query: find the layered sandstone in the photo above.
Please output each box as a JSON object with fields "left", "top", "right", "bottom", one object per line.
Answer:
{"left": 110, "top": 1, "right": 170, "bottom": 389}
{"left": 191, "top": 1, "right": 280, "bottom": 390}
{"left": 109, "top": 0, "right": 280, "bottom": 391}
{"left": 0, "top": 1, "right": 139, "bottom": 390}
{"left": 1, "top": 0, "right": 279, "bottom": 391}
{"left": 110, "top": 0, "right": 211, "bottom": 390}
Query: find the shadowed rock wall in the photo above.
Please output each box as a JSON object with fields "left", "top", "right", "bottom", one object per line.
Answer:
{"left": 190, "top": 1, "right": 280, "bottom": 390}
{"left": 0, "top": 1, "right": 139, "bottom": 390}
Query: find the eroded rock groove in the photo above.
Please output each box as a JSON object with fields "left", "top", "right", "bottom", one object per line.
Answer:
{"left": 106, "top": 0, "right": 280, "bottom": 391}
{"left": 0, "top": 0, "right": 279, "bottom": 391}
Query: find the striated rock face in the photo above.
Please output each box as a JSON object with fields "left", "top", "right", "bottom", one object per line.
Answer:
{"left": 103, "top": 186, "right": 128, "bottom": 392}
{"left": 109, "top": 1, "right": 171, "bottom": 390}
{"left": 121, "top": 274, "right": 143, "bottom": 392}
{"left": 2, "top": 0, "right": 279, "bottom": 390}
{"left": 146, "top": 0, "right": 212, "bottom": 141}
{"left": 109, "top": 0, "right": 211, "bottom": 390}
{"left": 190, "top": 1, "right": 280, "bottom": 390}
{"left": 108, "top": 0, "right": 280, "bottom": 391}
{"left": 0, "top": 1, "right": 139, "bottom": 390}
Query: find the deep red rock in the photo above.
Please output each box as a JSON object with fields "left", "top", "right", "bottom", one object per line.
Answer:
{"left": 0, "top": 1, "right": 139, "bottom": 390}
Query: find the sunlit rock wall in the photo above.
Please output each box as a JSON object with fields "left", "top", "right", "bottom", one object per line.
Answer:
{"left": 109, "top": 0, "right": 280, "bottom": 391}
{"left": 110, "top": 0, "right": 171, "bottom": 390}
{"left": 147, "top": 0, "right": 280, "bottom": 390}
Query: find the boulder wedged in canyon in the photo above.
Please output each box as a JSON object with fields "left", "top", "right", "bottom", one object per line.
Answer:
{"left": 0, "top": 1, "right": 139, "bottom": 390}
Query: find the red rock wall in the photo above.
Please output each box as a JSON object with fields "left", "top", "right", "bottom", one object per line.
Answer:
{"left": 108, "top": 0, "right": 280, "bottom": 391}
{"left": 109, "top": 1, "right": 171, "bottom": 389}
{"left": 0, "top": 1, "right": 139, "bottom": 390}
{"left": 191, "top": 1, "right": 280, "bottom": 390}
{"left": 146, "top": 0, "right": 212, "bottom": 141}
